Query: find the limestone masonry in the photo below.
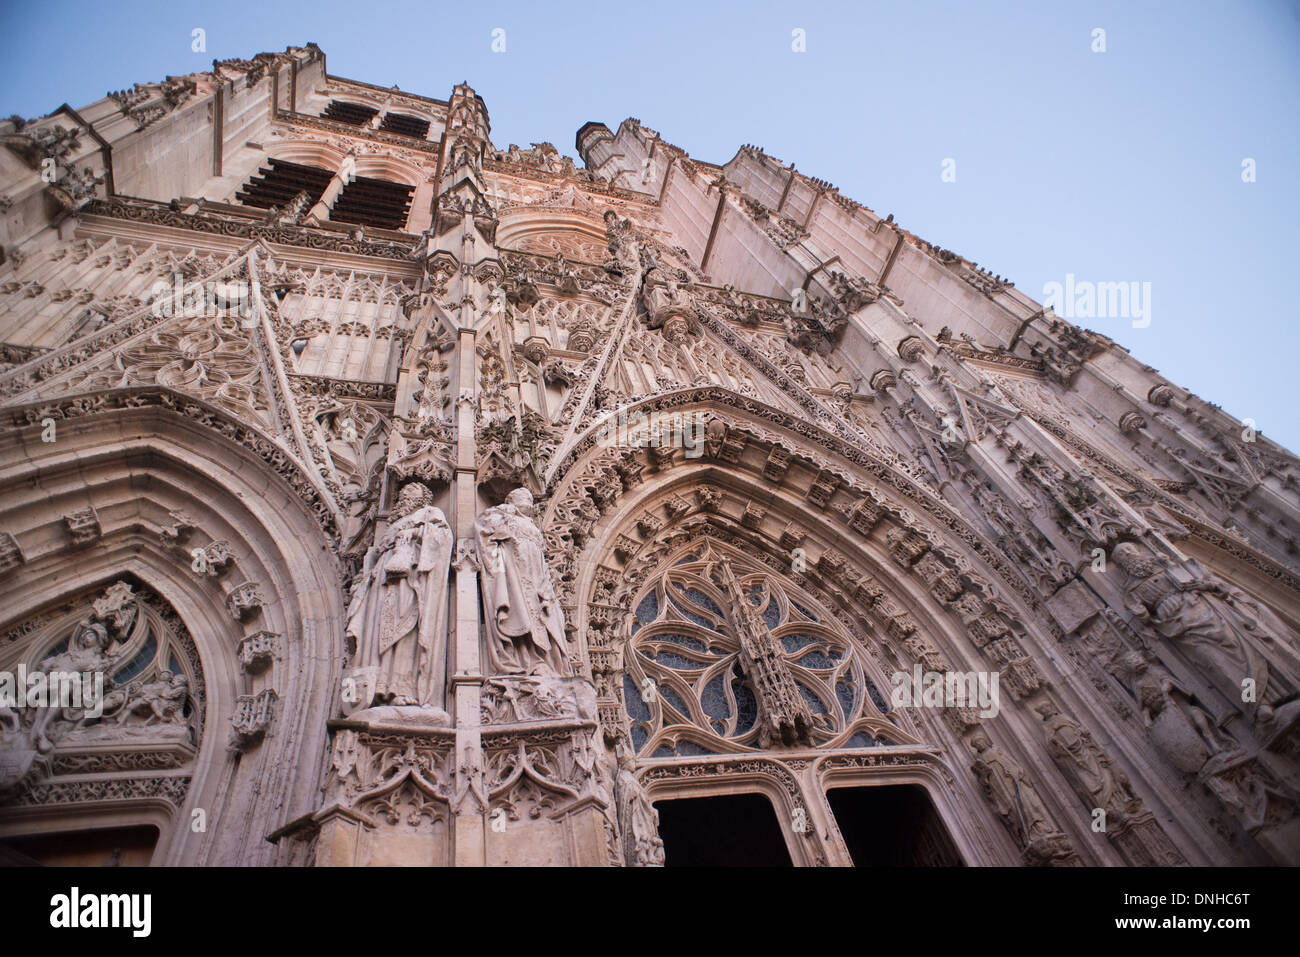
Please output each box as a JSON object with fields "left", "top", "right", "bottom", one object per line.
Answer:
{"left": 0, "top": 45, "right": 1297, "bottom": 866}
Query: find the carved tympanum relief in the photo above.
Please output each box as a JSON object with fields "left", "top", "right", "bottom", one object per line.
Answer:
{"left": 0, "top": 580, "right": 203, "bottom": 805}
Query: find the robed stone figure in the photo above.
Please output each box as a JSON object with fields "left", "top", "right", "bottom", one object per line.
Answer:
{"left": 475, "top": 487, "right": 571, "bottom": 677}
{"left": 1112, "top": 542, "right": 1300, "bottom": 734}
{"left": 345, "top": 482, "right": 453, "bottom": 711}
{"left": 614, "top": 742, "right": 665, "bottom": 866}
{"left": 969, "top": 729, "right": 1064, "bottom": 860}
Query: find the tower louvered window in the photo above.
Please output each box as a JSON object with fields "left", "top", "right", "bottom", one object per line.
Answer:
{"left": 378, "top": 112, "right": 431, "bottom": 139}
{"left": 331, "top": 176, "right": 415, "bottom": 231}
{"left": 235, "top": 158, "right": 334, "bottom": 210}
{"left": 321, "top": 100, "right": 379, "bottom": 126}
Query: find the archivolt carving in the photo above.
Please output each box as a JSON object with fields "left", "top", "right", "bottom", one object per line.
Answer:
{"left": 543, "top": 388, "right": 1038, "bottom": 611}
{"left": 556, "top": 448, "right": 1137, "bottom": 864}
{"left": 5, "top": 389, "right": 340, "bottom": 538}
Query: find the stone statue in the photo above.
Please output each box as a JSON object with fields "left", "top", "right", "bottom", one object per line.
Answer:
{"left": 60, "top": 670, "right": 192, "bottom": 746}
{"left": 111, "top": 671, "right": 189, "bottom": 727}
{"left": 345, "top": 481, "right": 453, "bottom": 711}
{"left": 475, "top": 487, "right": 570, "bottom": 677}
{"left": 969, "top": 729, "right": 1068, "bottom": 861}
{"left": 1124, "top": 653, "right": 1296, "bottom": 834}
{"left": 1112, "top": 542, "right": 1300, "bottom": 736}
{"left": 640, "top": 259, "right": 695, "bottom": 341}
{"left": 603, "top": 210, "right": 640, "bottom": 274}
{"left": 1034, "top": 700, "right": 1141, "bottom": 823}
{"left": 30, "top": 617, "right": 113, "bottom": 752}
{"left": 1126, "top": 651, "right": 1236, "bottom": 774}
{"left": 614, "top": 743, "right": 665, "bottom": 867}
{"left": 553, "top": 254, "right": 579, "bottom": 296}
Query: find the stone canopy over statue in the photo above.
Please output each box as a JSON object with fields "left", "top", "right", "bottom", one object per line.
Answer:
{"left": 475, "top": 487, "right": 571, "bottom": 677}
{"left": 344, "top": 481, "right": 453, "bottom": 713}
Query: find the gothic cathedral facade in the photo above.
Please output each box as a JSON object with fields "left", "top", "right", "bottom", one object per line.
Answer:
{"left": 1, "top": 45, "right": 1297, "bottom": 866}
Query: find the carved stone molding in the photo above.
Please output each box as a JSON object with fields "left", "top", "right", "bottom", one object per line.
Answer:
{"left": 61, "top": 507, "right": 101, "bottom": 547}
{"left": 230, "top": 690, "right": 278, "bottom": 751}
{"left": 226, "top": 581, "right": 266, "bottom": 621}
{"left": 0, "top": 532, "right": 24, "bottom": 575}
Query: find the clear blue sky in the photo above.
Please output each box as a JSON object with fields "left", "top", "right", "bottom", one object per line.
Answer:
{"left": 3, "top": 1, "right": 1298, "bottom": 450}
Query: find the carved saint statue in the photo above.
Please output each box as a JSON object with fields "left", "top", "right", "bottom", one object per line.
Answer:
{"left": 969, "top": 729, "right": 1067, "bottom": 861}
{"left": 1112, "top": 542, "right": 1300, "bottom": 735}
{"left": 1034, "top": 700, "right": 1141, "bottom": 822}
{"left": 29, "top": 617, "right": 114, "bottom": 752}
{"left": 1126, "top": 652, "right": 1235, "bottom": 775}
{"left": 614, "top": 743, "right": 665, "bottom": 867}
{"left": 640, "top": 258, "right": 695, "bottom": 341}
{"left": 345, "top": 482, "right": 453, "bottom": 710}
{"left": 603, "top": 210, "right": 640, "bottom": 274}
{"left": 474, "top": 487, "right": 570, "bottom": 677}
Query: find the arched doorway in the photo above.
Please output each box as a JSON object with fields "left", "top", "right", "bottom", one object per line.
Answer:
{"left": 611, "top": 535, "right": 967, "bottom": 866}
{"left": 0, "top": 397, "right": 348, "bottom": 864}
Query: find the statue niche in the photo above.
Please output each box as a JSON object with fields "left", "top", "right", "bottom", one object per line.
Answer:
{"left": 344, "top": 481, "right": 454, "bottom": 715}
{"left": 474, "top": 487, "right": 571, "bottom": 678}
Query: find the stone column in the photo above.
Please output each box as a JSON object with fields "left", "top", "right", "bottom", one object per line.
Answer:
{"left": 450, "top": 209, "right": 487, "bottom": 866}
{"left": 306, "top": 153, "right": 355, "bottom": 223}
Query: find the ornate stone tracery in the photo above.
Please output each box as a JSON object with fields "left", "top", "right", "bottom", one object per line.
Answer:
{"left": 619, "top": 538, "right": 903, "bottom": 758}
{"left": 1, "top": 49, "right": 1297, "bottom": 867}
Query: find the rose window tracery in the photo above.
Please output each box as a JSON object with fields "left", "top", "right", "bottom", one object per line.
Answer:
{"left": 621, "top": 540, "right": 896, "bottom": 757}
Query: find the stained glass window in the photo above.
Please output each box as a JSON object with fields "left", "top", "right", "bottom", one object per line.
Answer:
{"left": 620, "top": 539, "right": 898, "bottom": 756}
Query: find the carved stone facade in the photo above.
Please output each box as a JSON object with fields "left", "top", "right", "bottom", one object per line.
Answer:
{"left": 0, "top": 46, "right": 1297, "bottom": 866}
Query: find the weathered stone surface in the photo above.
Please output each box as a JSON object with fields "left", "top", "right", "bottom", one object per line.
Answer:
{"left": 0, "top": 46, "right": 1297, "bottom": 869}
